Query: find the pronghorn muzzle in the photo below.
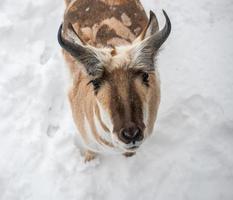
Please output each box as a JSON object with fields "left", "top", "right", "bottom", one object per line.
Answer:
{"left": 119, "top": 123, "right": 144, "bottom": 145}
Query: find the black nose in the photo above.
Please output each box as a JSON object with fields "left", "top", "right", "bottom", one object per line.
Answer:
{"left": 119, "top": 126, "right": 143, "bottom": 144}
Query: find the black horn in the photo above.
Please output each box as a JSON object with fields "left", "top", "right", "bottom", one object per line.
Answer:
{"left": 151, "top": 10, "right": 171, "bottom": 50}
{"left": 57, "top": 24, "right": 104, "bottom": 77}
{"left": 130, "top": 10, "right": 171, "bottom": 70}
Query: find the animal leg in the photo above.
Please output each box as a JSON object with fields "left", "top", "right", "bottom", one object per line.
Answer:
{"left": 84, "top": 150, "right": 97, "bottom": 162}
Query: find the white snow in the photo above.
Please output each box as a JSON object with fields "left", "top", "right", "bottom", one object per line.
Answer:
{"left": 1, "top": 0, "right": 233, "bottom": 199}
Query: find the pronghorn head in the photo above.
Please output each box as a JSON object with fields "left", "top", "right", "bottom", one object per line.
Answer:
{"left": 58, "top": 11, "right": 171, "bottom": 151}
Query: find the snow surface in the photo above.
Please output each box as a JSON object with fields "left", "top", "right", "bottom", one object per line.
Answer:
{"left": 1, "top": 0, "right": 233, "bottom": 199}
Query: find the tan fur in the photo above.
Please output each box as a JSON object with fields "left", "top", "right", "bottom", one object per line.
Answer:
{"left": 134, "top": 72, "right": 160, "bottom": 135}
{"left": 84, "top": 150, "right": 96, "bottom": 162}
{"left": 62, "top": 0, "right": 161, "bottom": 161}
{"left": 67, "top": 67, "right": 113, "bottom": 147}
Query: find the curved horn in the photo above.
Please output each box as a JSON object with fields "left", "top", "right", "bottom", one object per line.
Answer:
{"left": 57, "top": 24, "right": 93, "bottom": 61}
{"left": 57, "top": 24, "right": 104, "bottom": 77}
{"left": 131, "top": 10, "right": 171, "bottom": 70}
{"left": 150, "top": 10, "right": 171, "bottom": 50}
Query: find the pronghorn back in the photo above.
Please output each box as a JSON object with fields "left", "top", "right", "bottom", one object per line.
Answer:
{"left": 63, "top": 0, "right": 149, "bottom": 47}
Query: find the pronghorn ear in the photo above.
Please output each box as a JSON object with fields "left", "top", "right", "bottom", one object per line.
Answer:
{"left": 58, "top": 24, "right": 107, "bottom": 77}
{"left": 139, "top": 10, "right": 159, "bottom": 40}
{"left": 131, "top": 10, "right": 171, "bottom": 70}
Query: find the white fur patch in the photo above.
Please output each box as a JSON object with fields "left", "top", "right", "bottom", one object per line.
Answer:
{"left": 83, "top": 115, "right": 102, "bottom": 152}
{"left": 93, "top": 111, "right": 112, "bottom": 144}
{"left": 96, "top": 100, "right": 113, "bottom": 133}
{"left": 80, "top": 101, "right": 122, "bottom": 154}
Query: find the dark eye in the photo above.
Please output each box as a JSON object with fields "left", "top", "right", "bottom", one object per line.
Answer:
{"left": 89, "top": 79, "right": 102, "bottom": 94}
{"left": 142, "top": 72, "right": 149, "bottom": 86}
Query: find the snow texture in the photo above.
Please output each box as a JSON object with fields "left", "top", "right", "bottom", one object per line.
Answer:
{"left": 0, "top": 0, "right": 233, "bottom": 199}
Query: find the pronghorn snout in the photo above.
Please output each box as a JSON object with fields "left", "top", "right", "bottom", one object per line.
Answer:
{"left": 119, "top": 123, "right": 144, "bottom": 144}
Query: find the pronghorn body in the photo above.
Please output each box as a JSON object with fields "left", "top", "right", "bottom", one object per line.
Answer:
{"left": 59, "top": 0, "right": 171, "bottom": 161}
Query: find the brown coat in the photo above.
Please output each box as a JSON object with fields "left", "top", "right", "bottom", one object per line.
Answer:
{"left": 59, "top": 0, "right": 169, "bottom": 161}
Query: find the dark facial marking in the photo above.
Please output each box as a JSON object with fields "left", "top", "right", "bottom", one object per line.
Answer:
{"left": 141, "top": 72, "right": 149, "bottom": 87}
{"left": 88, "top": 78, "right": 103, "bottom": 94}
{"left": 104, "top": 69, "right": 145, "bottom": 135}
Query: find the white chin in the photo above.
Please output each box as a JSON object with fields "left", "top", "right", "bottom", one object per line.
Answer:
{"left": 111, "top": 134, "right": 143, "bottom": 152}
{"left": 114, "top": 140, "right": 142, "bottom": 152}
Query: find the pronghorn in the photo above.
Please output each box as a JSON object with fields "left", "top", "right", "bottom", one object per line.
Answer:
{"left": 58, "top": 0, "right": 171, "bottom": 161}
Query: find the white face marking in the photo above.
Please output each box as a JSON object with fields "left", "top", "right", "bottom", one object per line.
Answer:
{"left": 86, "top": 101, "right": 124, "bottom": 154}
{"left": 83, "top": 115, "right": 102, "bottom": 152}
{"left": 93, "top": 110, "right": 112, "bottom": 144}
{"left": 143, "top": 104, "right": 149, "bottom": 124}
{"left": 83, "top": 115, "right": 120, "bottom": 154}
{"left": 96, "top": 100, "right": 113, "bottom": 133}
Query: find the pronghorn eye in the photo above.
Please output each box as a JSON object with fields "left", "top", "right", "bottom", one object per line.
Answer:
{"left": 142, "top": 72, "right": 149, "bottom": 85}
{"left": 89, "top": 79, "right": 102, "bottom": 93}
